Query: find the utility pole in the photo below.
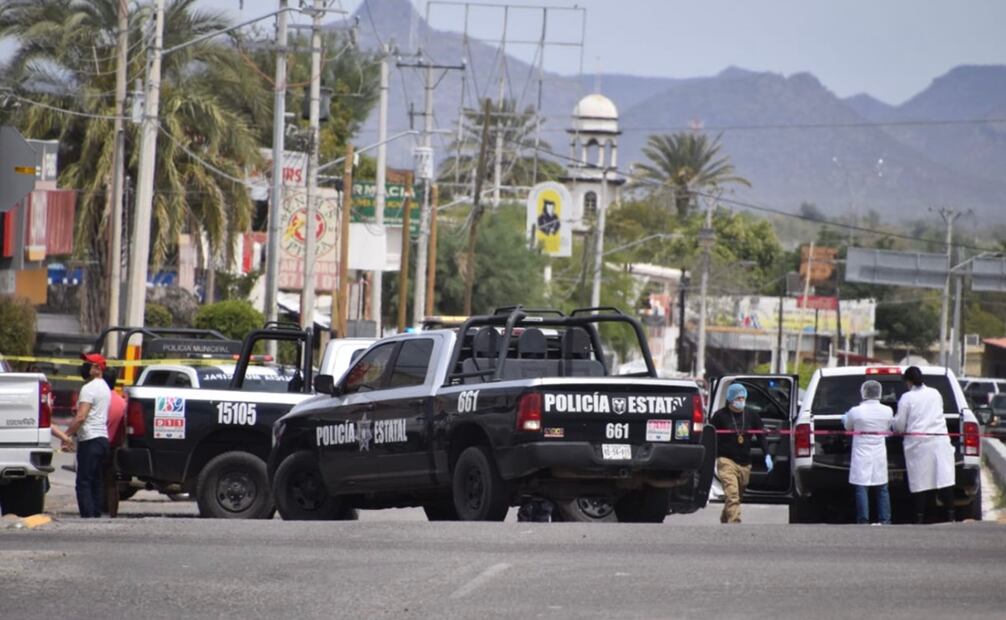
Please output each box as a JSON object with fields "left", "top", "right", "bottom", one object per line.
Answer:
{"left": 695, "top": 193, "right": 715, "bottom": 379}
{"left": 397, "top": 172, "right": 414, "bottom": 332}
{"left": 589, "top": 169, "right": 610, "bottom": 308}
{"left": 107, "top": 0, "right": 128, "bottom": 349}
{"left": 951, "top": 245, "right": 963, "bottom": 374}
{"left": 463, "top": 100, "right": 494, "bottom": 316}
{"left": 794, "top": 242, "right": 815, "bottom": 375}
{"left": 336, "top": 143, "right": 353, "bottom": 338}
{"left": 491, "top": 8, "right": 509, "bottom": 209}
{"left": 370, "top": 46, "right": 389, "bottom": 337}
{"left": 300, "top": 0, "right": 323, "bottom": 329}
{"left": 264, "top": 0, "right": 289, "bottom": 348}
{"left": 395, "top": 58, "right": 464, "bottom": 327}
{"left": 937, "top": 207, "right": 962, "bottom": 366}
{"left": 425, "top": 185, "right": 438, "bottom": 316}
{"left": 124, "top": 0, "right": 164, "bottom": 330}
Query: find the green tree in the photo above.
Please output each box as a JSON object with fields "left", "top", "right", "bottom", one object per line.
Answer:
{"left": 194, "top": 300, "right": 263, "bottom": 341}
{"left": 0, "top": 0, "right": 263, "bottom": 330}
{"left": 144, "top": 303, "right": 174, "bottom": 328}
{"left": 0, "top": 297, "right": 37, "bottom": 356}
{"left": 632, "top": 132, "right": 750, "bottom": 218}
{"left": 876, "top": 301, "right": 940, "bottom": 356}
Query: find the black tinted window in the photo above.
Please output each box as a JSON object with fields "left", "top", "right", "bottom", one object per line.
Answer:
{"left": 389, "top": 339, "right": 434, "bottom": 388}
{"left": 143, "top": 371, "right": 173, "bottom": 386}
{"left": 811, "top": 375, "right": 959, "bottom": 415}
{"left": 343, "top": 343, "right": 396, "bottom": 393}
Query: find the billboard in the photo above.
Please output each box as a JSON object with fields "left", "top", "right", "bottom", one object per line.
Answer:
{"left": 350, "top": 181, "right": 421, "bottom": 234}
{"left": 701, "top": 295, "right": 876, "bottom": 335}
{"left": 525, "top": 182, "right": 572, "bottom": 257}
{"left": 278, "top": 187, "right": 339, "bottom": 291}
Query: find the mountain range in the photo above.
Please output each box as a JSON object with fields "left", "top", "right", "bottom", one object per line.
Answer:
{"left": 338, "top": 0, "right": 1006, "bottom": 225}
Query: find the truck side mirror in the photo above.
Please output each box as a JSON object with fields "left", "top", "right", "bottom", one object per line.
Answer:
{"left": 314, "top": 374, "right": 335, "bottom": 395}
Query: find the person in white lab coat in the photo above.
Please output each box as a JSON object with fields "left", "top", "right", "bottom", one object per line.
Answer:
{"left": 893, "top": 366, "right": 956, "bottom": 524}
{"left": 843, "top": 380, "right": 894, "bottom": 524}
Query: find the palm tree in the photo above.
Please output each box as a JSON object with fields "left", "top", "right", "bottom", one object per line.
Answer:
{"left": 1, "top": 0, "right": 263, "bottom": 329}
{"left": 632, "top": 132, "right": 750, "bottom": 218}
{"left": 437, "top": 98, "right": 563, "bottom": 199}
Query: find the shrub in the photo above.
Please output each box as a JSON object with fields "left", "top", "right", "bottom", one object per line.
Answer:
{"left": 0, "top": 296, "right": 37, "bottom": 356}
{"left": 145, "top": 303, "right": 174, "bottom": 328}
{"left": 194, "top": 300, "right": 263, "bottom": 342}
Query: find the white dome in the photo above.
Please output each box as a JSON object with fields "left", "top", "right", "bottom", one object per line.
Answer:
{"left": 573, "top": 94, "right": 618, "bottom": 119}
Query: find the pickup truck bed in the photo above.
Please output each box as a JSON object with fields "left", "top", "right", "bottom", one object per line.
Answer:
{"left": 0, "top": 372, "right": 54, "bottom": 516}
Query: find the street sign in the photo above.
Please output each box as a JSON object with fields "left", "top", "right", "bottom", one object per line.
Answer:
{"left": 971, "top": 256, "right": 1006, "bottom": 292}
{"left": 0, "top": 126, "right": 38, "bottom": 213}
{"left": 351, "top": 180, "right": 421, "bottom": 234}
{"left": 845, "top": 247, "right": 948, "bottom": 289}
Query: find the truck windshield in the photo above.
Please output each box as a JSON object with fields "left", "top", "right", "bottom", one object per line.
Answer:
{"left": 810, "top": 374, "right": 960, "bottom": 415}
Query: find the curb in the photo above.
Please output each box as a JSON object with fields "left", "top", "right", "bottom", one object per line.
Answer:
{"left": 981, "top": 438, "right": 1006, "bottom": 493}
{"left": 1, "top": 513, "right": 53, "bottom": 529}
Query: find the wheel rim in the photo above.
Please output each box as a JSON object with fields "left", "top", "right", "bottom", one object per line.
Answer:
{"left": 462, "top": 465, "right": 485, "bottom": 513}
{"left": 576, "top": 497, "right": 614, "bottom": 519}
{"left": 289, "top": 469, "right": 325, "bottom": 512}
{"left": 216, "top": 470, "right": 257, "bottom": 513}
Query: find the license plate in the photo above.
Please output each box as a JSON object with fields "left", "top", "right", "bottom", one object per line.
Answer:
{"left": 602, "top": 444, "right": 632, "bottom": 460}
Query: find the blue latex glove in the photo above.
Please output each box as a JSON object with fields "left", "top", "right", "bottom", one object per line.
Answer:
{"left": 764, "top": 454, "right": 774, "bottom": 473}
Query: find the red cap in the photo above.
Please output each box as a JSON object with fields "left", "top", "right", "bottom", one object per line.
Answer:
{"left": 81, "top": 352, "right": 108, "bottom": 371}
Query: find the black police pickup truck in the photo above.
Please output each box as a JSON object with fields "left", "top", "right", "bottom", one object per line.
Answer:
{"left": 269, "top": 307, "right": 715, "bottom": 522}
{"left": 118, "top": 324, "right": 315, "bottom": 519}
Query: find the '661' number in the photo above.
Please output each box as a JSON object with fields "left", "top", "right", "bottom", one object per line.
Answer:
{"left": 458, "top": 390, "right": 480, "bottom": 413}
{"left": 216, "top": 401, "right": 257, "bottom": 426}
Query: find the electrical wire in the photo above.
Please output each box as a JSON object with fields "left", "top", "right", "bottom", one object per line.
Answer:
{"left": 3, "top": 91, "right": 125, "bottom": 121}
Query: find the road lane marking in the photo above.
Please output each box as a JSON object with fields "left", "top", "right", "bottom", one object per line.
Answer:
{"left": 449, "top": 562, "right": 511, "bottom": 599}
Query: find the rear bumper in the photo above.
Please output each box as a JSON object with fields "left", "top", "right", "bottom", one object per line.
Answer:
{"left": 496, "top": 441, "right": 706, "bottom": 480}
{"left": 0, "top": 446, "right": 54, "bottom": 479}
{"left": 794, "top": 463, "right": 981, "bottom": 500}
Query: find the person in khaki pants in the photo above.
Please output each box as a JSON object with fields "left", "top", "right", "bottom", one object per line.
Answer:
{"left": 710, "top": 383, "right": 772, "bottom": 523}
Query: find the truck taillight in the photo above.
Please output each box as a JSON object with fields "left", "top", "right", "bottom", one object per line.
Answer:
{"left": 963, "top": 421, "right": 980, "bottom": 457}
{"left": 795, "top": 423, "right": 812, "bottom": 457}
{"left": 516, "top": 393, "right": 542, "bottom": 432}
{"left": 692, "top": 393, "right": 704, "bottom": 433}
{"left": 38, "top": 382, "right": 53, "bottom": 429}
{"left": 127, "top": 398, "right": 146, "bottom": 437}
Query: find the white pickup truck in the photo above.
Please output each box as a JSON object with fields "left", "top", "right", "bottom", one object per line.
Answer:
{"left": 789, "top": 365, "right": 982, "bottom": 523}
{"left": 0, "top": 361, "right": 55, "bottom": 516}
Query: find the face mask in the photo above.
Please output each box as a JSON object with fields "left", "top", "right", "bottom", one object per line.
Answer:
{"left": 731, "top": 398, "right": 746, "bottom": 410}
{"left": 80, "top": 362, "right": 92, "bottom": 381}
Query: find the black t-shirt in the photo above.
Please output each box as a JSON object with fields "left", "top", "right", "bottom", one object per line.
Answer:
{"left": 710, "top": 406, "right": 768, "bottom": 466}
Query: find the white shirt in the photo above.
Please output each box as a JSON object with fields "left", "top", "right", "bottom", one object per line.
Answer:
{"left": 893, "top": 384, "right": 955, "bottom": 493}
{"left": 843, "top": 399, "right": 894, "bottom": 486}
{"left": 77, "top": 378, "right": 111, "bottom": 442}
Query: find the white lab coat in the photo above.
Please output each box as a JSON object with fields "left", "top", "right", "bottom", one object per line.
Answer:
{"left": 893, "top": 385, "right": 956, "bottom": 493}
{"left": 843, "top": 399, "right": 894, "bottom": 486}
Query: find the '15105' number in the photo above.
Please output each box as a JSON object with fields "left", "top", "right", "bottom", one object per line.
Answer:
{"left": 216, "top": 402, "right": 257, "bottom": 426}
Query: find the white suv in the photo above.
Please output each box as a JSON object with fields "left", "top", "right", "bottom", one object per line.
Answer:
{"left": 790, "top": 365, "right": 981, "bottom": 524}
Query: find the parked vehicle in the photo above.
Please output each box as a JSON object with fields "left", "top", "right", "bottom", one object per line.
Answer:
{"left": 957, "top": 376, "right": 1006, "bottom": 410}
{"left": 790, "top": 366, "right": 981, "bottom": 523}
{"left": 0, "top": 366, "right": 54, "bottom": 516}
{"left": 269, "top": 306, "right": 715, "bottom": 523}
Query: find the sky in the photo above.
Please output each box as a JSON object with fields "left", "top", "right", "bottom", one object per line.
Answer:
{"left": 2, "top": 0, "right": 1003, "bottom": 105}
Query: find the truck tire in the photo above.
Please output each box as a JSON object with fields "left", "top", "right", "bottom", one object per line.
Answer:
{"left": 422, "top": 501, "right": 459, "bottom": 521}
{"left": 0, "top": 477, "right": 46, "bottom": 517}
{"left": 273, "top": 450, "right": 357, "bottom": 521}
{"left": 614, "top": 488, "right": 670, "bottom": 523}
{"left": 965, "top": 483, "right": 982, "bottom": 521}
{"left": 196, "top": 451, "right": 275, "bottom": 519}
{"left": 555, "top": 497, "right": 617, "bottom": 522}
{"left": 452, "top": 446, "right": 509, "bottom": 521}
{"left": 788, "top": 495, "right": 819, "bottom": 524}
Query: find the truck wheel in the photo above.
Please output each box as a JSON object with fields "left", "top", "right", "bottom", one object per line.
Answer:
{"left": 422, "top": 501, "right": 459, "bottom": 521}
{"left": 555, "top": 497, "right": 617, "bottom": 522}
{"left": 0, "top": 477, "right": 46, "bottom": 517}
{"left": 614, "top": 488, "right": 670, "bottom": 523}
{"left": 273, "top": 451, "right": 357, "bottom": 521}
{"left": 788, "top": 495, "right": 819, "bottom": 524}
{"left": 196, "top": 451, "right": 275, "bottom": 519}
{"left": 452, "top": 446, "right": 509, "bottom": 521}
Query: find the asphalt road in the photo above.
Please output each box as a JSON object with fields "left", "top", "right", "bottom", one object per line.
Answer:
{"left": 3, "top": 442, "right": 1004, "bottom": 618}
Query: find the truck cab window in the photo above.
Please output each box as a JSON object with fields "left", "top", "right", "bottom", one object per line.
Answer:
{"left": 388, "top": 339, "right": 434, "bottom": 388}
{"left": 343, "top": 343, "right": 396, "bottom": 394}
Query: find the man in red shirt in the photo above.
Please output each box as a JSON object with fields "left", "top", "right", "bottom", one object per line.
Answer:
{"left": 102, "top": 370, "right": 127, "bottom": 517}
